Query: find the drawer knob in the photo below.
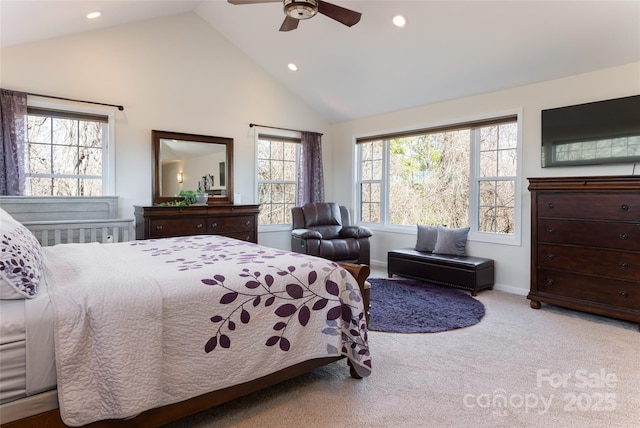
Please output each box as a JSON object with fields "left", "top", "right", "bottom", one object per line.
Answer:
{"left": 196, "top": 223, "right": 203, "bottom": 229}
{"left": 619, "top": 233, "right": 628, "bottom": 240}
{"left": 546, "top": 228, "right": 554, "bottom": 235}
{"left": 547, "top": 202, "right": 554, "bottom": 209}
{"left": 546, "top": 254, "right": 555, "bottom": 260}
{"left": 620, "top": 204, "right": 629, "bottom": 212}
{"left": 211, "top": 223, "right": 218, "bottom": 229}
{"left": 155, "top": 225, "right": 163, "bottom": 230}
{"left": 619, "top": 291, "right": 629, "bottom": 298}
{"left": 619, "top": 262, "right": 629, "bottom": 270}
{"left": 546, "top": 279, "right": 554, "bottom": 285}
{"left": 245, "top": 221, "right": 251, "bottom": 226}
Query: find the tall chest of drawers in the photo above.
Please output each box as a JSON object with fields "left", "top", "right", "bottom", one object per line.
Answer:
{"left": 528, "top": 176, "right": 640, "bottom": 326}
{"left": 134, "top": 204, "right": 260, "bottom": 243}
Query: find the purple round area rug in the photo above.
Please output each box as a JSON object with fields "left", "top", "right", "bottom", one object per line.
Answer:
{"left": 368, "top": 278, "right": 485, "bottom": 333}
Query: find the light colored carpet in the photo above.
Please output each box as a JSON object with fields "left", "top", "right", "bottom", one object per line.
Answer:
{"left": 164, "top": 281, "right": 639, "bottom": 428}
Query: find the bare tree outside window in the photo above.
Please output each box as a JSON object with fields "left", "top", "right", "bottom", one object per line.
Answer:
{"left": 388, "top": 130, "right": 470, "bottom": 227}
{"left": 359, "top": 140, "right": 382, "bottom": 223}
{"left": 478, "top": 123, "right": 517, "bottom": 234}
{"left": 26, "top": 111, "right": 104, "bottom": 196}
{"left": 357, "top": 117, "right": 518, "bottom": 237}
{"left": 257, "top": 136, "right": 299, "bottom": 225}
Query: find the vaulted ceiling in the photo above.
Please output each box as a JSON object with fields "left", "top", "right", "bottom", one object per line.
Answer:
{"left": 2, "top": 1, "right": 639, "bottom": 123}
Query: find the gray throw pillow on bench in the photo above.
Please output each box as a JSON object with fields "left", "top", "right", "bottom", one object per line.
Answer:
{"left": 433, "top": 226, "right": 470, "bottom": 256}
{"left": 414, "top": 224, "right": 438, "bottom": 252}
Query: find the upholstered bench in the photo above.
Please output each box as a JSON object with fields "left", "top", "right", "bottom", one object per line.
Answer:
{"left": 387, "top": 248, "right": 494, "bottom": 296}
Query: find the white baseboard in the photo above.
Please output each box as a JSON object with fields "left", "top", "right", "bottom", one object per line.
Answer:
{"left": 492, "top": 283, "right": 528, "bottom": 296}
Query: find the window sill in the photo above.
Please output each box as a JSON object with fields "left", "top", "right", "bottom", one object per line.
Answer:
{"left": 258, "top": 224, "right": 293, "bottom": 233}
{"left": 468, "top": 231, "right": 521, "bottom": 247}
{"left": 363, "top": 223, "right": 521, "bottom": 247}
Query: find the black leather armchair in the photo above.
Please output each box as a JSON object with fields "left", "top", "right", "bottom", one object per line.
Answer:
{"left": 291, "top": 202, "right": 372, "bottom": 265}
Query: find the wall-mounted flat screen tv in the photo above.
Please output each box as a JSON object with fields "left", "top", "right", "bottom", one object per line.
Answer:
{"left": 541, "top": 94, "right": 640, "bottom": 167}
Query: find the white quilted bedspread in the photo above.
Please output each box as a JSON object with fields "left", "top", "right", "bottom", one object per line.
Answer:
{"left": 43, "top": 235, "right": 371, "bottom": 426}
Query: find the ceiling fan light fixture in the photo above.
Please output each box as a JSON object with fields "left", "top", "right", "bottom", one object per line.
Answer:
{"left": 283, "top": 0, "right": 318, "bottom": 20}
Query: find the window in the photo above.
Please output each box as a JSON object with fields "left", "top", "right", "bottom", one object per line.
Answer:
{"left": 357, "top": 114, "right": 519, "bottom": 242}
{"left": 257, "top": 134, "right": 300, "bottom": 225}
{"left": 360, "top": 140, "right": 383, "bottom": 223}
{"left": 25, "top": 104, "right": 113, "bottom": 196}
{"left": 476, "top": 123, "right": 518, "bottom": 234}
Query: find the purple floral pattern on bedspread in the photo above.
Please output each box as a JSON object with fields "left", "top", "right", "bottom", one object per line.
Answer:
{"left": 129, "top": 236, "right": 371, "bottom": 373}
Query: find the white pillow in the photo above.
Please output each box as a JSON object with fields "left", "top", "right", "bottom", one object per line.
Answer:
{"left": 0, "top": 208, "right": 43, "bottom": 299}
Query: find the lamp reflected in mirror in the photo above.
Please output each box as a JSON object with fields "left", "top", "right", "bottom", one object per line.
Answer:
{"left": 177, "top": 172, "right": 184, "bottom": 183}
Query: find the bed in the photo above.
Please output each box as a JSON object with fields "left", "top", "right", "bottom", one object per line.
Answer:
{"left": 0, "top": 208, "right": 371, "bottom": 427}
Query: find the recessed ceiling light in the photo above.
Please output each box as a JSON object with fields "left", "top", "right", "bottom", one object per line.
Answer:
{"left": 87, "top": 11, "right": 101, "bottom": 19}
{"left": 288, "top": 63, "right": 298, "bottom": 71}
{"left": 393, "top": 15, "right": 406, "bottom": 28}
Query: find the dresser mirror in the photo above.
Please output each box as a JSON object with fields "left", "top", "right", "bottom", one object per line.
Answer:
{"left": 152, "top": 130, "right": 234, "bottom": 205}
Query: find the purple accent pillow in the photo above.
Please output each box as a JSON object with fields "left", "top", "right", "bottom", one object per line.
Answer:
{"left": 0, "top": 209, "right": 43, "bottom": 299}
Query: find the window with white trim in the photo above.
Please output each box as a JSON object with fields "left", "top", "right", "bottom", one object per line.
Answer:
{"left": 475, "top": 122, "right": 518, "bottom": 234}
{"left": 256, "top": 134, "right": 300, "bottom": 225}
{"left": 25, "top": 105, "right": 113, "bottom": 196}
{"left": 357, "top": 115, "right": 519, "bottom": 241}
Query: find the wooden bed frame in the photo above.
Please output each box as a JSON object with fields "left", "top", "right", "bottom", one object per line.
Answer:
{"left": 1, "top": 263, "right": 370, "bottom": 428}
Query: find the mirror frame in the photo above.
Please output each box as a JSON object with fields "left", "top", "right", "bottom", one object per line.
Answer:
{"left": 152, "top": 130, "right": 234, "bottom": 205}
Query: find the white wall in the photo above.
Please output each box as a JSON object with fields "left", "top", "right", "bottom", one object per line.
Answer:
{"left": 161, "top": 161, "right": 183, "bottom": 197}
{"left": 181, "top": 151, "right": 226, "bottom": 192}
{"left": 330, "top": 62, "right": 640, "bottom": 293}
{"left": 0, "top": 12, "right": 333, "bottom": 226}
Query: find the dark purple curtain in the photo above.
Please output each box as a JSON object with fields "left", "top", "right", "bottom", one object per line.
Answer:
{"left": 297, "top": 131, "right": 324, "bottom": 204}
{"left": 0, "top": 89, "right": 27, "bottom": 195}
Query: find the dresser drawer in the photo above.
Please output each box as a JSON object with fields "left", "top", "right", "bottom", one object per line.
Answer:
{"left": 538, "top": 244, "right": 640, "bottom": 281}
{"left": 208, "top": 215, "right": 255, "bottom": 234}
{"left": 148, "top": 218, "right": 207, "bottom": 237}
{"left": 135, "top": 205, "right": 260, "bottom": 243}
{"left": 537, "top": 193, "right": 640, "bottom": 221}
{"left": 224, "top": 231, "right": 255, "bottom": 242}
{"left": 537, "top": 268, "right": 640, "bottom": 310}
{"left": 538, "top": 219, "right": 640, "bottom": 251}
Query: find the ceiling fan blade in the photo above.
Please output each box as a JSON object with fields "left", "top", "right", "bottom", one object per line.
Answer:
{"left": 227, "top": 0, "right": 281, "bottom": 5}
{"left": 317, "top": 0, "right": 362, "bottom": 27}
{"left": 279, "top": 16, "right": 300, "bottom": 32}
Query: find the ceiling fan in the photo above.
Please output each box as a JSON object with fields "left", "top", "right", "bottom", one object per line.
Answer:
{"left": 228, "top": 0, "right": 362, "bottom": 32}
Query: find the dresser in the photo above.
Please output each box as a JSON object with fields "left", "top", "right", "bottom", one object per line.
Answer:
{"left": 528, "top": 176, "right": 640, "bottom": 327}
{"left": 134, "top": 204, "right": 260, "bottom": 243}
